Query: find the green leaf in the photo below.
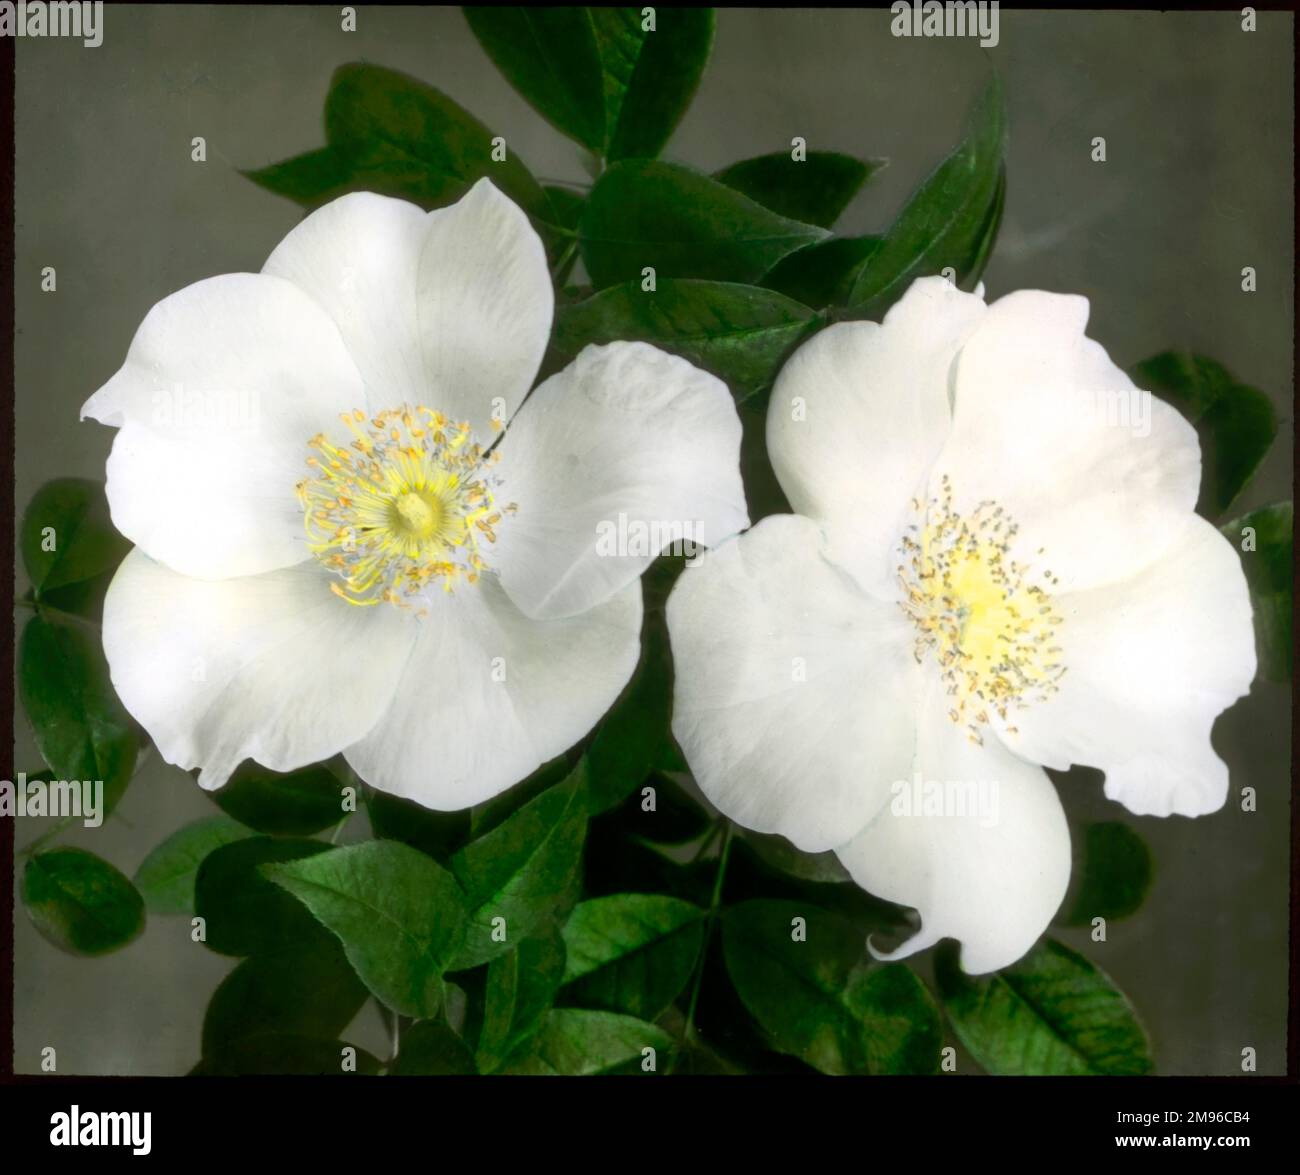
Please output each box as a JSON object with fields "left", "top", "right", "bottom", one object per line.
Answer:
{"left": 1221, "top": 501, "right": 1293, "bottom": 682}
{"left": 737, "top": 829, "right": 853, "bottom": 885}
{"left": 449, "top": 762, "right": 589, "bottom": 969}
{"left": 715, "top": 152, "right": 883, "bottom": 230}
{"left": 760, "top": 235, "right": 881, "bottom": 309}
{"left": 20, "top": 478, "right": 130, "bottom": 596}
{"left": 210, "top": 760, "right": 348, "bottom": 837}
{"left": 193, "top": 1035, "right": 381, "bottom": 1076}
{"left": 501, "top": 1008, "right": 674, "bottom": 1075}
{"left": 18, "top": 611, "right": 138, "bottom": 816}
{"left": 1130, "top": 351, "right": 1278, "bottom": 517}
{"left": 468, "top": 753, "right": 575, "bottom": 839}
{"left": 133, "top": 815, "right": 253, "bottom": 916}
{"left": 848, "top": 74, "right": 1007, "bottom": 314}
{"left": 248, "top": 63, "right": 552, "bottom": 228}
{"left": 936, "top": 937, "right": 1153, "bottom": 1075}
{"left": 580, "top": 160, "right": 830, "bottom": 289}
{"left": 22, "top": 848, "right": 145, "bottom": 956}
{"left": 326, "top": 63, "right": 548, "bottom": 213}
{"left": 1061, "top": 822, "right": 1153, "bottom": 927}
{"left": 554, "top": 279, "right": 820, "bottom": 406}
{"left": 242, "top": 145, "right": 357, "bottom": 209}
{"left": 724, "top": 836, "right": 910, "bottom": 939}
{"left": 194, "top": 836, "right": 330, "bottom": 956}
{"left": 264, "top": 840, "right": 468, "bottom": 1019}
{"left": 477, "top": 933, "right": 567, "bottom": 1073}
{"left": 721, "top": 899, "right": 942, "bottom": 1074}
{"left": 965, "top": 169, "right": 1006, "bottom": 290}
{"left": 366, "top": 789, "right": 470, "bottom": 861}
{"left": 394, "top": 1019, "right": 478, "bottom": 1075}
{"left": 464, "top": 7, "right": 606, "bottom": 152}
{"left": 201, "top": 930, "right": 369, "bottom": 1055}
{"left": 560, "top": 894, "right": 704, "bottom": 1019}
{"left": 592, "top": 7, "right": 714, "bottom": 161}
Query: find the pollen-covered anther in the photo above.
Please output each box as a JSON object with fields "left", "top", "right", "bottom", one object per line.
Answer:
{"left": 297, "top": 405, "right": 512, "bottom": 608}
{"left": 896, "top": 475, "right": 1066, "bottom": 741}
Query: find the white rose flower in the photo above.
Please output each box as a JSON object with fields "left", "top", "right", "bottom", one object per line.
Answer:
{"left": 667, "top": 277, "right": 1255, "bottom": 974}
{"left": 83, "top": 180, "right": 749, "bottom": 809}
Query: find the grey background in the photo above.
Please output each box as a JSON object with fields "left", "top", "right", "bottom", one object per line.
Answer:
{"left": 11, "top": 7, "right": 1293, "bottom": 1075}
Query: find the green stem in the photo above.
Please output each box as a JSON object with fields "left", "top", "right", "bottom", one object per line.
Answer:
{"left": 538, "top": 176, "right": 591, "bottom": 191}
{"left": 18, "top": 815, "right": 75, "bottom": 858}
{"left": 675, "top": 821, "right": 734, "bottom": 1065}
{"left": 329, "top": 811, "right": 353, "bottom": 844}
{"left": 552, "top": 238, "right": 580, "bottom": 286}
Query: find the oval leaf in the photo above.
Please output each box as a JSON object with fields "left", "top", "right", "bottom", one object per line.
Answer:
{"left": 477, "top": 933, "right": 567, "bottom": 1073}
{"left": 194, "top": 836, "right": 331, "bottom": 957}
{"left": 464, "top": 7, "right": 606, "bottom": 152}
{"left": 134, "top": 815, "right": 253, "bottom": 916}
{"left": 449, "top": 763, "right": 589, "bottom": 969}
{"left": 560, "top": 893, "right": 705, "bottom": 1020}
{"left": 502, "top": 1008, "right": 674, "bottom": 1075}
{"left": 593, "top": 6, "right": 714, "bottom": 161}
{"left": 264, "top": 839, "right": 469, "bottom": 1019}
{"left": 722, "top": 899, "right": 942, "bottom": 1074}
{"left": 715, "top": 151, "right": 883, "bottom": 230}
{"left": 761, "top": 235, "right": 881, "bottom": 309}
{"left": 21, "top": 478, "right": 130, "bottom": 596}
{"left": 848, "top": 74, "right": 1006, "bottom": 313}
{"left": 1221, "top": 501, "right": 1292, "bottom": 682}
{"left": 211, "top": 760, "right": 349, "bottom": 837}
{"left": 936, "top": 937, "right": 1154, "bottom": 1075}
{"left": 367, "top": 789, "right": 471, "bottom": 861}
{"left": 325, "top": 62, "right": 548, "bottom": 216}
{"left": 201, "top": 930, "right": 369, "bottom": 1055}
{"left": 23, "top": 848, "right": 144, "bottom": 956}
{"left": 1131, "top": 351, "right": 1278, "bottom": 517}
{"left": 242, "top": 145, "right": 357, "bottom": 209}
{"left": 580, "top": 160, "right": 830, "bottom": 289}
{"left": 1061, "top": 822, "right": 1153, "bottom": 926}
{"left": 554, "top": 279, "right": 820, "bottom": 405}
{"left": 18, "top": 611, "right": 138, "bottom": 816}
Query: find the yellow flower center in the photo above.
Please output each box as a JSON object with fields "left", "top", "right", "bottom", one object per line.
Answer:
{"left": 296, "top": 405, "right": 514, "bottom": 611}
{"left": 896, "top": 475, "right": 1065, "bottom": 744}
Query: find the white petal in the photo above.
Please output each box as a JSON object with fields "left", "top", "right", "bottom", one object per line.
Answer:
{"left": 416, "top": 178, "right": 553, "bottom": 434}
{"left": 766, "top": 277, "right": 986, "bottom": 597}
{"left": 262, "top": 192, "right": 431, "bottom": 413}
{"left": 836, "top": 684, "right": 1071, "bottom": 975}
{"left": 81, "top": 273, "right": 366, "bottom": 579}
{"left": 933, "top": 289, "right": 1202, "bottom": 593}
{"left": 492, "top": 342, "right": 749, "bottom": 621}
{"left": 344, "top": 575, "right": 642, "bottom": 809}
{"left": 995, "top": 514, "right": 1256, "bottom": 817}
{"left": 263, "top": 184, "right": 552, "bottom": 436}
{"left": 667, "top": 514, "right": 921, "bottom": 853}
{"left": 103, "top": 549, "right": 412, "bottom": 790}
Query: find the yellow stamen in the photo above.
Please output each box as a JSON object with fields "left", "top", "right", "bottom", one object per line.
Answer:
{"left": 299, "top": 404, "right": 514, "bottom": 609}
{"left": 897, "top": 474, "right": 1065, "bottom": 735}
